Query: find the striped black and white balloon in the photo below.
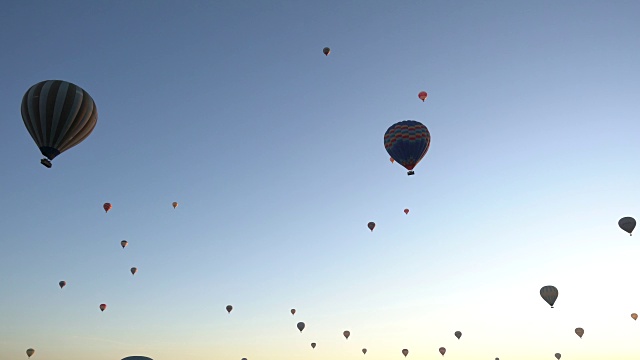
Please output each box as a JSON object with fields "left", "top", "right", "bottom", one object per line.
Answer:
{"left": 21, "top": 80, "right": 97, "bottom": 165}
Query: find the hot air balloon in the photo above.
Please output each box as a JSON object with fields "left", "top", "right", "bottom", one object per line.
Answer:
{"left": 226, "top": 305, "right": 233, "bottom": 313}
{"left": 540, "top": 285, "right": 558, "bottom": 308}
{"left": 103, "top": 203, "right": 112, "bottom": 213}
{"left": 439, "top": 347, "right": 446, "bottom": 356}
{"left": 418, "top": 91, "right": 428, "bottom": 101}
{"left": 130, "top": 267, "right": 137, "bottom": 275}
{"left": 384, "top": 120, "right": 431, "bottom": 176}
{"left": 323, "top": 47, "right": 330, "bottom": 56}
{"left": 631, "top": 313, "right": 638, "bottom": 320}
{"left": 619, "top": 217, "right": 636, "bottom": 236}
{"left": 362, "top": 348, "right": 367, "bottom": 355}
{"left": 26, "top": 348, "right": 35, "bottom": 358}
{"left": 343, "top": 330, "right": 350, "bottom": 339}
{"left": 21, "top": 80, "right": 98, "bottom": 168}
{"left": 241, "top": 358, "right": 247, "bottom": 360}
{"left": 455, "top": 331, "right": 461, "bottom": 339}
{"left": 297, "top": 322, "right": 305, "bottom": 332}
{"left": 555, "top": 353, "right": 561, "bottom": 360}
{"left": 575, "top": 327, "right": 584, "bottom": 338}
{"left": 368, "top": 222, "right": 375, "bottom": 231}
{"left": 291, "top": 309, "right": 296, "bottom": 315}
{"left": 402, "top": 349, "right": 409, "bottom": 357}
{"left": 59, "top": 281, "right": 66, "bottom": 289}
{"left": 100, "top": 304, "right": 107, "bottom": 312}
{"left": 311, "top": 342, "right": 316, "bottom": 349}
{"left": 121, "top": 240, "right": 128, "bottom": 248}
{"left": 172, "top": 202, "right": 178, "bottom": 209}
{"left": 404, "top": 208, "right": 409, "bottom": 215}
{"left": 121, "top": 357, "right": 154, "bottom": 360}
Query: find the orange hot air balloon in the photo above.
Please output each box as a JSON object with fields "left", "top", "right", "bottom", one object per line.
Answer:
{"left": 367, "top": 222, "right": 375, "bottom": 231}
{"left": 632, "top": 313, "right": 638, "bottom": 320}
{"left": 59, "top": 281, "right": 66, "bottom": 289}
{"left": 402, "top": 349, "right": 409, "bottom": 357}
{"left": 291, "top": 308, "right": 296, "bottom": 315}
{"left": 172, "top": 202, "right": 178, "bottom": 209}
{"left": 404, "top": 209, "right": 409, "bottom": 215}
{"left": 120, "top": 240, "right": 128, "bottom": 249}
{"left": 439, "top": 347, "right": 446, "bottom": 356}
{"left": 226, "top": 305, "right": 233, "bottom": 313}
{"left": 390, "top": 157, "right": 395, "bottom": 163}
{"left": 418, "top": 91, "right": 428, "bottom": 102}
{"left": 99, "top": 303, "right": 107, "bottom": 312}
{"left": 103, "top": 203, "right": 112, "bottom": 213}
{"left": 343, "top": 330, "right": 350, "bottom": 339}
{"left": 323, "top": 47, "right": 331, "bottom": 56}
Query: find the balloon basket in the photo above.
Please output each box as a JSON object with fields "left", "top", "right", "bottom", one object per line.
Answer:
{"left": 407, "top": 171, "right": 415, "bottom": 176}
{"left": 40, "top": 159, "right": 52, "bottom": 168}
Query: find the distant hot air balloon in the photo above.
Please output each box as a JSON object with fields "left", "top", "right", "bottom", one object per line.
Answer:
{"left": 26, "top": 348, "right": 35, "bottom": 358}
{"left": 103, "top": 203, "right": 112, "bottom": 213}
{"left": 455, "top": 331, "right": 461, "bottom": 339}
{"left": 575, "top": 327, "right": 584, "bottom": 338}
{"left": 172, "top": 202, "right": 178, "bottom": 209}
{"left": 540, "top": 285, "right": 558, "bottom": 308}
{"left": 439, "top": 347, "right": 446, "bottom": 356}
{"left": 418, "top": 91, "right": 428, "bottom": 102}
{"left": 362, "top": 348, "right": 367, "bottom": 355}
{"left": 323, "top": 47, "right": 331, "bottom": 56}
{"left": 100, "top": 304, "right": 107, "bottom": 312}
{"left": 619, "top": 217, "right": 636, "bottom": 236}
{"left": 297, "top": 322, "right": 305, "bottom": 332}
{"left": 555, "top": 353, "right": 561, "bottom": 360}
{"left": 121, "top": 357, "right": 154, "bottom": 360}
{"left": 130, "top": 267, "right": 137, "bottom": 275}
{"left": 311, "top": 342, "right": 316, "bottom": 349}
{"left": 384, "top": 120, "right": 431, "bottom": 176}
{"left": 241, "top": 358, "right": 247, "bottom": 360}
{"left": 631, "top": 313, "right": 638, "bottom": 320}
{"left": 121, "top": 240, "right": 128, "bottom": 248}
{"left": 343, "top": 330, "right": 350, "bottom": 339}
{"left": 402, "top": 349, "right": 409, "bottom": 357}
{"left": 404, "top": 209, "right": 409, "bottom": 215}
{"left": 59, "top": 281, "right": 66, "bottom": 289}
{"left": 21, "top": 80, "right": 98, "bottom": 168}
{"left": 368, "top": 222, "right": 375, "bottom": 231}
{"left": 226, "top": 305, "right": 233, "bottom": 313}
{"left": 291, "top": 309, "right": 296, "bottom": 315}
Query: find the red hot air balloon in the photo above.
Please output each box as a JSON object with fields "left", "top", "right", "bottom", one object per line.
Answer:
{"left": 418, "top": 91, "right": 428, "bottom": 101}
{"left": 404, "top": 209, "right": 409, "bottom": 215}
{"left": 100, "top": 304, "right": 107, "bottom": 312}
{"left": 367, "top": 222, "right": 375, "bottom": 231}
{"left": 226, "top": 305, "right": 233, "bottom": 313}
{"left": 439, "top": 347, "right": 446, "bottom": 356}
{"left": 103, "top": 203, "right": 112, "bottom": 213}
{"left": 291, "top": 308, "right": 296, "bottom": 315}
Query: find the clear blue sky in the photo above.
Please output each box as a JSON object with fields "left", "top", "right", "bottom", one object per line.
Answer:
{"left": 1, "top": 1, "right": 639, "bottom": 359}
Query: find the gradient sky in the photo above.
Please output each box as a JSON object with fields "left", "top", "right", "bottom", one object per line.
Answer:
{"left": 1, "top": 1, "right": 639, "bottom": 359}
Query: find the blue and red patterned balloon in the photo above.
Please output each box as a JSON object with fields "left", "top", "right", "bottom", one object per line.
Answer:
{"left": 384, "top": 120, "right": 431, "bottom": 175}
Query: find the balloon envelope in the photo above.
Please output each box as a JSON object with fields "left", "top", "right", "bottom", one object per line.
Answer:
{"left": 540, "top": 285, "right": 558, "bottom": 308}
{"left": 632, "top": 313, "right": 638, "bottom": 320}
{"left": 122, "top": 357, "right": 153, "bottom": 360}
{"left": 130, "top": 267, "right": 137, "bottom": 275}
{"left": 418, "top": 91, "right": 428, "bottom": 101}
{"left": 226, "top": 305, "right": 233, "bottom": 313}
{"left": 619, "top": 217, "right": 636, "bottom": 235}
{"left": 121, "top": 240, "right": 128, "bottom": 248}
{"left": 402, "top": 349, "right": 409, "bottom": 357}
{"left": 291, "top": 308, "right": 296, "bottom": 315}
{"left": 384, "top": 120, "right": 431, "bottom": 175}
{"left": 362, "top": 348, "right": 367, "bottom": 354}
{"left": 311, "top": 342, "right": 316, "bottom": 349}
{"left": 575, "top": 327, "right": 584, "bottom": 338}
{"left": 439, "top": 347, "right": 446, "bottom": 356}
{"left": 404, "top": 209, "right": 409, "bottom": 214}
{"left": 555, "top": 353, "right": 561, "bottom": 360}
{"left": 21, "top": 80, "right": 98, "bottom": 166}
{"left": 297, "top": 322, "right": 305, "bottom": 332}
{"left": 172, "top": 202, "right": 178, "bottom": 209}
{"left": 455, "top": 331, "right": 461, "bottom": 339}
{"left": 26, "top": 348, "right": 35, "bottom": 357}
{"left": 368, "top": 222, "right": 375, "bottom": 231}
{"left": 343, "top": 330, "right": 350, "bottom": 339}
{"left": 59, "top": 281, "right": 66, "bottom": 289}
{"left": 103, "top": 203, "right": 112, "bottom": 213}
{"left": 100, "top": 304, "right": 107, "bottom": 311}
{"left": 323, "top": 47, "right": 330, "bottom": 56}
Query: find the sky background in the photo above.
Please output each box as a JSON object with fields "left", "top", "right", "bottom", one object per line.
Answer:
{"left": 1, "top": 1, "right": 639, "bottom": 359}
